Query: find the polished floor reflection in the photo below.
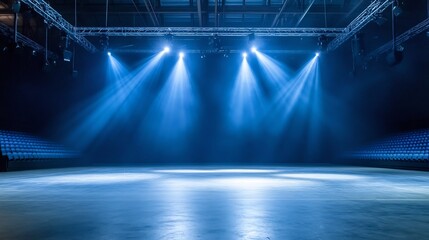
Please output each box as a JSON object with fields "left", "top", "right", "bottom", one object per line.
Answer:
{"left": 0, "top": 166, "right": 429, "bottom": 239}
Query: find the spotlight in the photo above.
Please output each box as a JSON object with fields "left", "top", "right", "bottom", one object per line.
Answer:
{"left": 386, "top": 46, "right": 404, "bottom": 66}
{"left": 242, "top": 52, "right": 248, "bottom": 58}
{"left": 11, "top": 0, "right": 21, "bottom": 13}
{"left": 63, "top": 50, "right": 72, "bottom": 62}
{"left": 251, "top": 46, "right": 257, "bottom": 53}
{"left": 107, "top": 51, "right": 111, "bottom": 56}
{"left": 248, "top": 33, "right": 256, "bottom": 43}
{"left": 100, "top": 35, "right": 109, "bottom": 52}
{"left": 315, "top": 52, "right": 320, "bottom": 57}
{"left": 392, "top": 6, "right": 403, "bottom": 17}
{"left": 179, "top": 52, "right": 184, "bottom": 58}
{"left": 317, "top": 35, "right": 327, "bottom": 51}
{"left": 42, "top": 61, "right": 50, "bottom": 72}
{"left": 209, "top": 34, "right": 221, "bottom": 51}
{"left": 163, "top": 46, "right": 170, "bottom": 53}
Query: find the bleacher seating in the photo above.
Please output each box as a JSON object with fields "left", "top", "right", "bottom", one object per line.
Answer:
{"left": 0, "top": 130, "right": 79, "bottom": 171}
{"left": 348, "top": 130, "right": 429, "bottom": 166}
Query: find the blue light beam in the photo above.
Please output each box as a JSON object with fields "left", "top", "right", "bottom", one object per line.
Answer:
{"left": 254, "top": 51, "right": 292, "bottom": 91}
{"left": 229, "top": 57, "right": 265, "bottom": 130}
{"left": 145, "top": 56, "right": 198, "bottom": 141}
{"left": 264, "top": 55, "right": 319, "bottom": 134}
{"left": 62, "top": 52, "right": 165, "bottom": 150}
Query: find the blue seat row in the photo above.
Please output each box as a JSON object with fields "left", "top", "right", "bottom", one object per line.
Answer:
{"left": 0, "top": 130, "right": 79, "bottom": 161}
{"left": 350, "top": 130, "right": 429, "bottom": 162}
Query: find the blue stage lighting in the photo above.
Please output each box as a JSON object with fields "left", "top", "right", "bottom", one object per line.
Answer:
{"left": 107, "top": 51, "right": 111, "bottom": 56}
{"left": 242, "top": 52, "right": 248, "bottom": 58}
{"left": 251, "top": 46, "right": 257, "bottom": 53}
{"left": 179, "top": 52, "right": 185, "bottom": 58}
{"left": 315, "top": 52, "right": 320, "bottom": 57}
{"left": 164, "top": 46, "right": 170, "bottom": 53}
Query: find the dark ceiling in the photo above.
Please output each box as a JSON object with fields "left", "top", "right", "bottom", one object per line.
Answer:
{"left": 0, "top": 0, "right": 428, "bottom": 55}
{"left": 52, "top": 0, "right": 365, "bottom": 28}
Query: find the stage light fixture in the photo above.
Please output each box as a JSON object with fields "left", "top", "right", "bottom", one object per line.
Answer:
{"left": 163, "top": 46, "right": 170, "bottom": 53}
{"left": 251, "top": 46, "right": 257, "bottom": 53}
{"left": 242, "top": 52, "right": 248, "bottom": 58}
{"left": 63, "top": 50, "right": 72, "bottom": 62}
{"left": 315, "top": 52, "right": 320, "bottom": 57}
{"left": 386, "top": 46, "right": 404, "bottom": 66}
{"left": 248, "top": 33, "right": 256, "bottom": 43}
{"left": 392, "top": 6, "right": 403, "bottom": 17}
{"left": 179, "top": 52, "right": 184, "bottom": 58}
{"left": 317, "top": 35, "right": 327, "bottom": 50}
{"left": 11, "top": 0, "right": 21, "bottom": 13}
{"left": 100, "top": 35, "right": 109, "bottom": 52}
{"left": 107, "top": 51, "right": 111, "bottom": 56}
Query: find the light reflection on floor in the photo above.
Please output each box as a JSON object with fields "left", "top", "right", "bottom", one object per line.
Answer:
{"left": 0, "top": 166, "right": 429, "bottom": 240}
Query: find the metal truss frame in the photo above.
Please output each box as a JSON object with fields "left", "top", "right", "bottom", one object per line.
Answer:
{"left": 21, "top": 0, "right": 97, "bottom": 52}
{"left": 327, "top": 0, "right": 393, "bottom": 51}
{"left": 74, "top": 27, "right": 344, "bottom": 37}
{"left": 366, "top": 17, "right": 429, "bottom": 61}
{"left": 0, "top": 22, "right": 56, "bottom": 59}
{"left": 18, "top": 0, "right": 412, "bottom": 54}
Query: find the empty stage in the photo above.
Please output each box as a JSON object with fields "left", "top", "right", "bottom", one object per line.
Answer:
{"left": 0, "top": 166, "right": 428, "bottom": 239}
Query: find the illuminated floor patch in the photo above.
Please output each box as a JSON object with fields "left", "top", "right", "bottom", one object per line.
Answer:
{"left": 0, "top": 166, "right": 429, "bottom": 240}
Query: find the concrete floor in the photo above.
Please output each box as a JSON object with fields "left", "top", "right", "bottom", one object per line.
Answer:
{"left": 0, "top": 166, "right": 428, "bottom": 240}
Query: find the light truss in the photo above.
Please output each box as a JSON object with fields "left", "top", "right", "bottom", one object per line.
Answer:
{"left": 75, "top": 27, "right": 344, "bottom": 37}
{"left": 21, "top": 0, "right": 97, "bottom": 52}
{"left": 327, "top": 0, "right": 393, "bottom": 51}
{"left": 0, "top": 22, "right": 56, "bottom": 59}
{"left": 110, "top": 49, "right": 314, "bottom": 54}
{"left": 366, "top": 17, "right": 429, "bottom": 60}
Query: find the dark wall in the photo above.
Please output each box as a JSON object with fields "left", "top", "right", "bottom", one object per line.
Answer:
{"left": 325, "top": 33, "right": 429, "bottom": 144}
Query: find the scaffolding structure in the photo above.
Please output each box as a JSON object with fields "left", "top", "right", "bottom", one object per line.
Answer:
{"left": 74, "top": 26, "right": 344, "bottom": 37}
{"left": 327, "top": 0, "right": 393, "bottom": 51}
{"left": 21, "top": 0, "right": 97, "bottom": 52}
{"left": 0, "top": 22, "right": 56, "bottom": 58}
{"left": 14, "top": 0, "right": 426, "bottom": 59}
{"left": 366, "top": 17, "right": 429, "bottom": 61}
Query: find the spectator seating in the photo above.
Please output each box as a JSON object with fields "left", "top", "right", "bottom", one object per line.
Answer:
{"left": 348, "top": 130, "right": 429, "bottom": 167}
{"left": 0, "top": 130, "right": 79, "bottom": 171}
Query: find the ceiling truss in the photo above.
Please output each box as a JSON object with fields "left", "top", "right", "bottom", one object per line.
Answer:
{"left": 1, "top": 0, "right": 422, "bottom": 59}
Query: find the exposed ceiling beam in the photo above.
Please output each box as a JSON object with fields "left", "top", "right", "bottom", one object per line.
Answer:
{"left": 295, "top": 0, "right": 316, "bottom": 27}
{"left": 215, "top": 0, "right": 218, "bottom": 27}
{"left": 197, "top": 0, "right": 202, "bottom": 26}
{"left": 142, "top": 0, "right": 159, "bottom": 26}
{"left": 20, "top": 0, "right": 97, "bottom": 52}
{"left": 271, "top": 0, "right": 290, "bottom": 27}
{"left": 54, "top": 6, "right": 349, "bottom": 15}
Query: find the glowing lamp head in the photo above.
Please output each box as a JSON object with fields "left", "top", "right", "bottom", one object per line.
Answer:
{"left": 163, "top": 46, "right": 170, "bottom": 53}
{"left": 107, "top": 51, "right": 111, "bottom": 56}
{"left": 315, "top": 52, "right": 320, "bottom": 57}
{"left": 251, "top": 46, "right": 257, "bottom": 53}
{"left": 179, "top": 52, "right": 185, "bottom": 58}
{"left": 242, "top": 52, "right": 248, "bottom": 58}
